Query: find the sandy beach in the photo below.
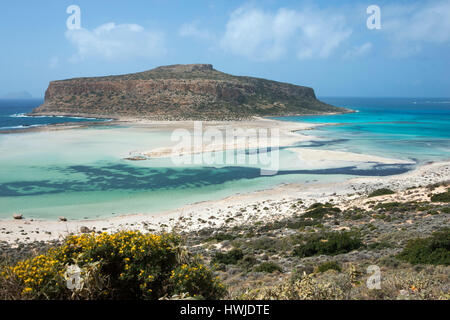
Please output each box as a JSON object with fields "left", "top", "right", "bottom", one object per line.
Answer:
{"left": 1, "top": 154, "right": 448, "bottom": 244}
{"left": 0, "top": 116, "right": 448, "bottom": 244}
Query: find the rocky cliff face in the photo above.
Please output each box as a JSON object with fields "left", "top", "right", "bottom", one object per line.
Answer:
{"left": 32, "top": 64, "right": 346, "bottom": 120}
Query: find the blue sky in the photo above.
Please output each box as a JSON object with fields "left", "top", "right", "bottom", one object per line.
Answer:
{"left": 0, "top": 0, "right": 449, "bottom": 98}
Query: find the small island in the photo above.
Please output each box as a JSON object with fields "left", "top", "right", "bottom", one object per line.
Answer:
{"left": 31, "top": 64, "right": 349, "bottom": 120}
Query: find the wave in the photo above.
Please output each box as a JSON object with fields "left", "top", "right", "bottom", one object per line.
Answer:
{"left": 414, "top": 101, "right": 450, "bottom": 104}
{"left": 8, "top": 113, "right": 112, "bottom": 121}
{"left": 0, "top": 124, "right": 45, "bottom": 130}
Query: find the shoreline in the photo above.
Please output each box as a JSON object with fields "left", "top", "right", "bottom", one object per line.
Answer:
{"left": 0, "top": 112, "right": 448, "bottom": 244}
{"left": 1, "top": 108, "right": 354, "bottom": 135}
{"left": 1, "top": 159, "right": 448, "bottom": 244}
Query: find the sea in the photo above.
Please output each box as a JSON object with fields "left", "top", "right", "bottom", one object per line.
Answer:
{"left": 0, "top": 97, "right": 449, "bottom": 220}
{"left": 0, "top": 99, "right": 109, "bottom": 130}
{"left": 274, "top": 97, "right": 450, "bottom": 163}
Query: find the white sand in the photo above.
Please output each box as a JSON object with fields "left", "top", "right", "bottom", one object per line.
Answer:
{"left": 1, "top": 160, "right": 448, "bottom": 244}
{"left": 1, "top": 117, "right": 448, "bottom": 244}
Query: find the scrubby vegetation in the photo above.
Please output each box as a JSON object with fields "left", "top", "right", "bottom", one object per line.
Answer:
{"left": 1, "top": 184, "right": 449, "bottom": 300}
{"left": 430, "top": 189, "right": 450, "bottom": 203}
{"left": 253, "top": 262, "right": 282, "bottom": 273}
{"left": 239, "top": 264, "right": 449, "bottom": 300}
{"left": 397, "top": 228, "right": 450, "bottom": 266}
{"left": 368, "top": 188, "right": 395, "bottom": 197}
{"left": 0, "top": 231, "right": 225, "bottom": 300}
{"left": 293, "top": 232, "right": 363, "bottom": 258}
{"left": 317, "top": 261, "right": 342, "bottom": 273}
{"left": 212, "top": 249, "right": 244, "bottom": 265}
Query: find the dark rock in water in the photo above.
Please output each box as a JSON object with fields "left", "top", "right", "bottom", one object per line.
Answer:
{"left": 31, "top": 64, "right": 349, "bottom": 120}
{"left": 59, "top": 216, "right": 68, "bottom": 222}
{"left": 124, "top": 155, "right": 147, "bottom": 161}
{"left": 13, "top": 214, "right": 23, "bottom": 220}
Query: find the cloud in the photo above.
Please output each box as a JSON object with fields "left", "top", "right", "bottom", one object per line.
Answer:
{"left": 343, "top": 42, "right": 373, "bottom": 59}
{"left": 383, "top": 0, "right": 450, "bottom": 56}
{"left": 65, "top": 23, "right": 166, "bottom": 62}
{"left": 218, "top": 6, "right": 352, "bottom": 61}
{"left": 179, "top": 22, "right": 213, "bottom": 40}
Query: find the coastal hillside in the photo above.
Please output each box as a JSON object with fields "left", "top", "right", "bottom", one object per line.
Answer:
{"left": 31, "top": 64, "right": 347, "bottom": 120}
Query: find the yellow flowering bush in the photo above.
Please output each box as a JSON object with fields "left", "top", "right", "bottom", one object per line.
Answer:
{"left": 170, "top": 262, "right": 226, "bottom": 299}
{"left": 0, "top": 231, "right": 226, "bottom": 300}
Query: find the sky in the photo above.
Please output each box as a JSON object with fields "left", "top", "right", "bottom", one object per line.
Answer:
{"left": 0, "top": 0, "right": 449, "bottom": 98}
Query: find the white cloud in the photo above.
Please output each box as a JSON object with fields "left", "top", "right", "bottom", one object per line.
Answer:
{"left": 179, "top": 22, "right": 213, "bottom": 40}
{"left": 218, "top": 6, "right": 352, "bottom": 61}
{"left": 343, "top": 42, "right": 373, "bottom": 59}
{"left": 383, "top": 0, "right": 450, "bottom": 56}
{"left": 65, "top": 23, "right": 166, "bottom": 62}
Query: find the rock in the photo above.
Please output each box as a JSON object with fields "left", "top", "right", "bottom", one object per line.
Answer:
{"left": 124, "top": 155, "right": 147, "bottom": 161}
{"left": 13, "top": 214, "right": 23, "bottom": 220}
{"left": 399, "top": 289, "right": 409, "bottom": 296}
{"left": 59, "top": 216, "right": 68, "bottom": 222}
{"left": 294, "top": 264, "right": 314, "bottom": 275}
{"left": 80, "top": 226, "right": 91, "bottom": 233}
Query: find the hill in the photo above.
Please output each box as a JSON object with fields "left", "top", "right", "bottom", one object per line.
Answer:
{"left": 31, "top": 64, "right": 348, "bottom": 120}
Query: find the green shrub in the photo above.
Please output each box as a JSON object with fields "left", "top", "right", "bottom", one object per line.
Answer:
{"left": 253, "top": 262, "right": 282, "bottom": 273}
{"left": 237, "top": 255, "right": 258, "bottom": 272}
{"left": 396, "top": 228, "right": 450, "bottom": 265}
{"left": 212, "top": 249, "right": 244, "bottom": 265}
{"left": 441, "top": 207, "right": 450, "bottom": 214}
{"left": 367, "top": 241, "right": 394, "bottom": 250}
{"left": 293, "top": 232, "right": 363, "bottom": 258}
{"left": 206, "top": 233, "right": 236, "bottom": 242}
{"left": 316, "top": 261, "right": 341, "bottom": 273}
{"left": 169, "top": 262, "right": 226, "bottom": 299}
{"left": 373, "top": 202, "right": 416, "bottom": 213}
{"left": 368, "top": 188, "right": 395, "bottom": 197}
{"left": 0, "top": 231, "right": 226, "bottom": 300}
{"left": 303, "top": 203, "right": 341, "bottom": 219}
{"left": 430, "top": 190, "right": 450, "bottom": 203}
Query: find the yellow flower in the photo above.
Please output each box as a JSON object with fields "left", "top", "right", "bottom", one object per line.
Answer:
{"left": 22, "top": 287, "right": 33, "bottom": 295}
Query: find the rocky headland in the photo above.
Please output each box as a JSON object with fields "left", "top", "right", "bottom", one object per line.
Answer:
{"left": 31, "top": 64, "right": 349, "bottom": 120}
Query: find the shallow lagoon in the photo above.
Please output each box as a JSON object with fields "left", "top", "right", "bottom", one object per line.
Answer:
{"left": 0, "top": 124, "right": 410, "bottom": 220}
{"left": 1, "top": 97, "right": 449, "bottom": 220}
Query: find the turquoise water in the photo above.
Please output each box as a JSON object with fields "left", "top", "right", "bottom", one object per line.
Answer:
{"left": 275, "top": 97, "right": 450, "bottom": 163}
{"left": 0, "top": 97, "right": 448, "bottom": 220}
{"left": 0, "top": 125, "right": 363, "bottom": 219}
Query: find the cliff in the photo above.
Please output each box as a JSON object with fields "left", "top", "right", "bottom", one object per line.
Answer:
{"left": 31, "top": 64, "right": 347, "bottom": 120}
